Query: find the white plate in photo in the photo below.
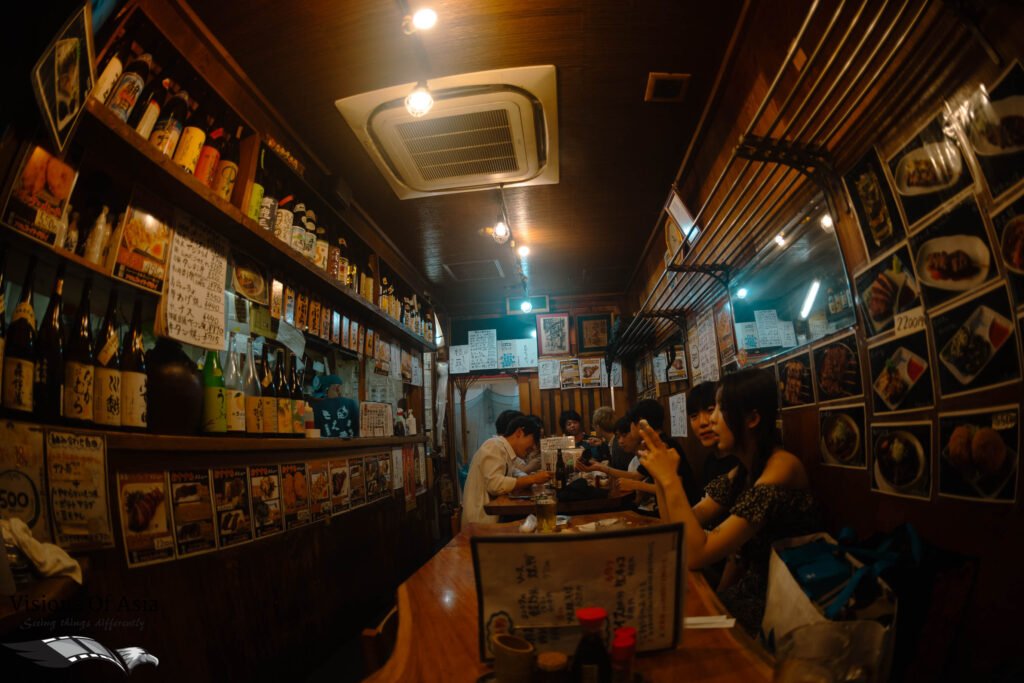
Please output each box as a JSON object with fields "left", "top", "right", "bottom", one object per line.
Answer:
{"left": 873, "top": 346, "right": 929, "bottom": 411}
{"left": 938, "top": 305, "right": 1014, "bottom": 386}
{"left": 821, "top": 413, "right": 861, "bottom": 464}
{"left": 966, "top": 95, "right": 1024, "bottom": 156}
{"left": 894, "top": 141, "right": 963, "bottom": 196}
{"left": 915, "top": 235, "right": 990, "bottom": 291}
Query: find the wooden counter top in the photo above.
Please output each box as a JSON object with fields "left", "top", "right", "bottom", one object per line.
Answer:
{"left": 484, "top": 489, "right": 635, "bottom": 516}
{"left": 366, "top": 512, "right": 773, "bottom": 682}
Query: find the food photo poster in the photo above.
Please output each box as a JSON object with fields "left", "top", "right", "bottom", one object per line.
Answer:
{"left": 938, "top": 406, "right": 1019, "bottom": 504}
{"left": 964, "top": 61, "right": 1024, "bottom": 202}
{"left": 870, "top": 421, "right": 933, "bottom": 501}
{"left": 887, "top": 113, "right": 975, "bottom": 230}
{"left": 991, "top": 192, "right": 1024, "bottom": 307}
{"left": 845, "top": 148, "right": 906, "bottom": 260}
{"left": 854, "top": 244, "right": 923, "bottom": 339}
{"left": 778, "top": 351, "right": 815, "bottom": 409}
{"left": 867, "top": 329, "right": 935, "bottom": 415}
{"left": 819, "top": 404, "right": 867, "bottom": 469}
{"left": 813, "top": 333, "right": 864, "bottom": 403}
{"left": 928, "top": 283, "right": 1020, "bottom": 398}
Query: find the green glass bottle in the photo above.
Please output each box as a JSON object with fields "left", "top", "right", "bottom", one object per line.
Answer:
{"left": 202, "top": 348, "right": 227, "bottom": 433}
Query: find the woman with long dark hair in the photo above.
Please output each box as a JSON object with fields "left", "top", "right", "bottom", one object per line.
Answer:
{"left": 636, "top": 367, "right": 820, "bottom": 632}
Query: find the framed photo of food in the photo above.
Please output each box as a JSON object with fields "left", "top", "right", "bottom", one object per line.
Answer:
{"left": 963, "top": 61, "right": 1024, "bottom": 203}
{"left": 867, "top": 329, "right": 935, "bottom": 415}
{"left": 231, "top": 253, "right": 269, "bottom": 305}
{"left": 3, "top": 145, "right": 79, "bottom": 249}
{"left": 907, "top": 196, "right": 997, "bottom": 310}
{"left": 854, "top": 244, "right": 923, "bottom": 338}
{"left": 576, "top": 313, "right": 613, "bottom": 354}
{"left": 777, "top": 351, "right": 815, "bottom": 409}
{"left": 871, "top": 421, "right": 932, "bottom": 500}
{"left": 938, "top": 406, "right": 1018, "bottom": 503}
{"left": 844, "top": 148, "right": 906, "bottom": 259}
{"left": 819, "top": 404, "right": 867, "bottom": 469}
{"left": 537, "top": 313, "right": 571, "bottom": 356}
{"left": 813, "top": 333, "right": 863, "bottom": 402}
{"left": 928, "top": 283, "right": 1020, "bottom": 398}
{"left": 991, "top": 192, "right": 1024, "bottom": 308}
{"left": 887, "top": 114, "right": 975, "bottom": 231}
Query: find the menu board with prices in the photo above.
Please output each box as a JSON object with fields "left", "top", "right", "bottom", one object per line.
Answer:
{"left": 118, "top": 471, "right": 175, "bottom": 568}
{"left": 669, "top": 392, "right": 688, "bottom": 438}
{"left": 696, "top": 308, "right": 720, "bottom": 382}
{"left": 159, "top": 210, "right": 228, "bottom": 350}
{"left": 0, "top": 422, "right": 50, "bottom": 542}
{"left": 469, "top": 329, "right": 498, "bottom": 371}
{"left": 754, "top": 309, "right": 782, "bottom": 348}
{"left": 359, "top": 402, "right": 394, "bottom": 437}
{"left": 46, "top": 430, "right": 113, "bottom": 549}
{"left": 538, "top": 359, "right": 560, "bottom": 389}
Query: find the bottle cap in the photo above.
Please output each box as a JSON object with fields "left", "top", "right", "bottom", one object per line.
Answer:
{"left": 536, "top": 651, "right": 568, "bottom": 672}
{"left": 575, "top": 606, "right": 608, "bottom": 627}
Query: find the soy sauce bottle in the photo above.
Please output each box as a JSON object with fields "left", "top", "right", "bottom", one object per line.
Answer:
{"left": 571, "top": 607, "right": 611, "bottom": 683}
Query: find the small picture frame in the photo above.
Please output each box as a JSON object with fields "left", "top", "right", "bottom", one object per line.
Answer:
{"left": 31, "top": 2, "right": 96, "bottom": 155}
{"left": 576, "top": 313, "right": 613, "bottom": 354}
{"left": 536, "top": 313, "right": 570, "bottom": 357}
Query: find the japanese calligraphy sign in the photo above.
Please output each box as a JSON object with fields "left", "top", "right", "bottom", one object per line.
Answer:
{"left": 46, "top": 430, "right": 113, "bottom": 550}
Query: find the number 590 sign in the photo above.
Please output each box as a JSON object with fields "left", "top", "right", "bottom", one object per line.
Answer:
{"left": 0, "top": 469, "right": 41, "bottom": 529}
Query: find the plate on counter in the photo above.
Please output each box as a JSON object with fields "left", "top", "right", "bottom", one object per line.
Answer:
{"left": 967, "top": 96, "right": 1024, "bottom": 156}
{"left": 894, "top": 141, "right": 963, "bottom": 196}
{"left": 873, "top": 346, "right": 928, "bottom": 411}
{"left": 915, "top": 235, "right": 990, "bottom": 291}
{"left": 938, "top": 305, "right": 1013, "bottom": 386}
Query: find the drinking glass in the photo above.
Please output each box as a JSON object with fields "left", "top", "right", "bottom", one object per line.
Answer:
{"left": 773, "top": 622, "right": 851, "bottom": 683}
{"left": 534, "top": 486, "right": 557, "bottom": 533}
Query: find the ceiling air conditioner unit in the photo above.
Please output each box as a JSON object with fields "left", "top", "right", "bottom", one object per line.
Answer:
{"left": 335, "top": 65, "right": 559, "bottom": 199}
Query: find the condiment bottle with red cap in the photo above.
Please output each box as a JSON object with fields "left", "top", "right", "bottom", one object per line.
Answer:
{"left": 571, "top": 607, "right": 611, "bottom": 683}
{"left": 610, "top": 627, "right": 636, "bottom": 683}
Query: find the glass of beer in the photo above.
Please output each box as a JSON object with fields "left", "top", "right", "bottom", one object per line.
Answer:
{"left": 534, "top": 486, "right": 557, "bottom": 533}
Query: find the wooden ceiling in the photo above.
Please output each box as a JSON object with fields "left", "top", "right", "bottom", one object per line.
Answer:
{"left": 189, "top": 0, "right": 745, "bottom": 315}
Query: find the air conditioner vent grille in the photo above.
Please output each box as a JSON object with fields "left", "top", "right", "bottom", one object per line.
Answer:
{"left": 397, "top": 109, "right": 520, "bottom": 181}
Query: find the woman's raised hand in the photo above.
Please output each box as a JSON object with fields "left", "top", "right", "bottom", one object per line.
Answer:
{"left": 637, "top": 419, "right": 680, "bottom": 485}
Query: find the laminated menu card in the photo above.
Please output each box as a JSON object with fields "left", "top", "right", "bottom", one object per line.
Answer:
{"left": 329, "top": 459, "right": 351, "bottom": 515}
{"left": 3, "top": 145, "right": 77, "bottom": 247}
{"left": 0, "top": 421, "right": 49, "bottom": 542}
{"left": 212, "top": 467, "right": 253, "bottom": 548}
{"left": 348, "top": 457, "right": 366, "bottom": 508}
{"left": 117, "top": 471, "right": 175, "bottom": 567}
{"left": 249, "top": 464, "right": 283, "bottom": 538}
{"left": 46, "top": 429, "right": 113, "bottom": 549}
{"left": 110, "top": 188, "right": 173, "bottom": 293}
{"left": 472, "top": 523, "right": 684, "bottom": 658}
{"left": 281, "top": 462, "right": 311, "bottom": 529}
{"left": 168, "top": 468, "right": 216, "bottom": 557}
{"left": 309, "top": 460, "right": 332, "bottom": 521}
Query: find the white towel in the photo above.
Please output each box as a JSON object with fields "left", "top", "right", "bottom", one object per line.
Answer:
{"left": 1, "top": 518, "right": 82, "bottom": 584}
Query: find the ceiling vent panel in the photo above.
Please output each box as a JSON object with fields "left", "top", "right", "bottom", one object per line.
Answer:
{"left": 336, "top": 66, "right": 559, "bottom": 199}
{"left": 442, "top": 259, "right": 506, "bottom": 282}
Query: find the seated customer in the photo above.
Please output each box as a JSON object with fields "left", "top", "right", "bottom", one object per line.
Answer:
{"left": 607, "top": 417, "right": 635, "bottom": 470}
{"left": 461, "top": 416, "right": 551, "bottom": 527}
{"left": 636, "top": 368, "right": 820, "bottom": 633}
{"left": 687, "top": 381, "right": 738, "bottom": 488}
{"left": 558, "top": 409, "right": 586, "bottom": 446}
{"left": 495, "top": 409, "right": 540, "bottom": 474}
{"left": 582, "top": 406, "right": 616, "bottom": 462}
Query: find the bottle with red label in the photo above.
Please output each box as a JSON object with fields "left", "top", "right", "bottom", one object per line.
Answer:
{"left": 128, "top": 65, "right": 170, "bottom": 139}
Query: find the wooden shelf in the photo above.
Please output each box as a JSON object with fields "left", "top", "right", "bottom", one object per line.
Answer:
{"left": 78, "top": 99, "right": 435, "bottom": 353}
{"left": 106, "top": 432, "right": 427, "bottom": 452}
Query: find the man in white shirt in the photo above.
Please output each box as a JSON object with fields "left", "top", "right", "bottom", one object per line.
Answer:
{"left": 461, "top": 416, "right": 552, "bottom": 527}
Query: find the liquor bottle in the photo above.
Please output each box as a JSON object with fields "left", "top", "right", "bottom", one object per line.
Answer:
{"left": 63, "top": 210, "right": 81, "bottom": 254}
{"left": 35, "top": 264, "right": 67, "bottom": 421}
{"left": 149, "top": 89, "right": 191, "bottom": 157}
{"left": 290, "top": 200, "right": 307, "bottom": 254}
{"left": 93, "top": 40, "right": 129, "bottom": 104}
{"left": 326, "top": 228, "right": 343, "bottom": 281}
{"left": 555, "top": 448, "right": 566, "bottom": 490}
{"left": 406, "top": 409, "right": 417, "bottom": 436}
{"left": 194, "top": 125, "right": 225, "bottom": 188}
{"left": 201, "top": 349, "right": 227, "bottom": 433}
{"left": 107, "top": 53, "right": 152, "bottom": 122}
{"left": 3, "top": 256, "right": 36, "bottom": 414}
{"left": 212, "top": 125, "right": 242, "bottom": 202}
{"left": 93, "top": 288, "right": 121, "bottom": 427}
{"left": 83, "top": 206, "right": 111, "bottom": 266}
{"left": 571, "top": 607, "right": 612, "bottom": 683}
{"left": 258, "top": 176, "right": 279, "bottom": 233}
{"left": 303, "top": 208, "right": 319, "bottom": 262}
{"left": 314, "top": 223, "right": 329, "bottom": 270}
{"left": 63, "top": 278, "right": 95, "bottom": 423}
{"left": 243, "top": 337, "right": 263, "bottom": 434}
{"left": 223, "top": 335, "right": 246, "bottom": 434}
{"left": 246, "top": 148, "right": 267, "bottom": 221}
{"left": 289, "top": 353, "right": 304, "bottom": 435}
{"left": 259, "top": 342, "right": 278, "bottom": 435}
{"left": 121, "top": 299, "right": 147, "bottom": 429}
{"left": 173, "top": 92, "right": 208, "bottom": 174}
{"left": 273, "top": 195, "right": 294, "bottom": 244}
{"left": 274, "top": 348, "right": 292, "bottom": 436}
{"left": 128, "top": 72, "right": 169, "bottom": 140}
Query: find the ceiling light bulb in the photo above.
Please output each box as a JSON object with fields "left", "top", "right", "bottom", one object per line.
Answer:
{"left": 774, "top": 233, "right": 786, "bottom": 247}
{"left": 411, "top": 8, "right": 438, "bottom": 31}
{"left": 819, "top": 214, "right": 834, "bottom": 230}
{"left": 736, "top": 287, "right": 748, "bottom": 299}
{"left": 520, "top": 300, "right": 533, "bottom": 313}
{"left": 517, "top": 245, "right": 530, "bottom": 257}
{"left": 493, "top": 220, "right": 509, "bottom": 241}
{"left": 405, "top": 85, "right": 433, "bottom": 117}
{"left": 530, "top": 329, "right": 537, "bottom": 338}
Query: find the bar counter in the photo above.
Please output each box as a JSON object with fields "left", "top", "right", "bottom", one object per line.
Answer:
{"left": 366, "top": 511, "right": 773, "bottom": 682}
{"left": 483, "top": 489, "right": 635, "bottom": 517}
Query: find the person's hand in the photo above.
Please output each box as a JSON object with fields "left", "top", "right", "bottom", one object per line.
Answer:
{"left": 529, "top": 471, "right": 553, "bottom": 485}
{"left": 575, "top": 459, "right": 603, "bottom": 473}
{"left": 637, "top": 419, "right": 681, "bottom": 486}
{"left": 586, "top": 436, "right": 604, "bottom": 447}
{"left": 616, "top": 478, "right": 645, "bottom": 492}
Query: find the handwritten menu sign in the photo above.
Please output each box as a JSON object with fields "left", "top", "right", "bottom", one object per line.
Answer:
{"left": 687, "top": 325, "right": 702, "bottom": 385}
{"left": 516, "top": 338, "right": 539, "bottom": 368}
{"left": 168, "top": 469, "right": 216, "bottom": 557}
{"left": 471, "top": 524, "right": 684, "bottom": 658}
{"left": 469, "top": 329, "right": 498, "bottom": 371}
{"left": 538, "top": 359, "right": 561, "bottom": 389}
{"left": 45, "top": 431, "right": 112, "bottom": 550}
{"left": 359, "top": 402, "right": 393, "bottom": 437}
{"left": 499, "top": 340, "right": 517, "bottom": 369}
{"left": 161, "top": 210, "right": 228, "bottom": 350}
{"left": 736, "top": 321, "right": 759, "bottom": 350}
{"left": 698, "top": 308, "right": 720, "bottom": 382}
{"left": 669, "top": 392, "right": 688, "bottom": 438}
{"left": 117, "top": 471, "right": 175, "bottom": 567}
{"left": 652, "top": 354, "right": 668, "bottom": 384}
{"left": 411, "top": 353, "right": 424, "bottom": 386}
{"left": 212, "top": 467, "right": 253, "bottom": 548}
{"left": 450, "top": 345, "right": 470, "bottom": 374}
{"left": 779, "top": 320, "right": 798, "bottom": 348}
{"left": 754, "top": 309, "right": 782, "bottom": 348}
{"left": 1, "top": 422, "right": 50, "bottom": 542}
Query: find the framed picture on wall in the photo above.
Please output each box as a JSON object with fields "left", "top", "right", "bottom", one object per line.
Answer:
{"left": 576, "top": 313, "right": 613, "bottom": 354}
{"left": 963, "top": 61, "right": 1024, "bottom": 203}
{"left": 844, "top": 147, "right": 906, "bottom": 260}
{"left": 536, "top": 313, "right": 570, "bottom": 356}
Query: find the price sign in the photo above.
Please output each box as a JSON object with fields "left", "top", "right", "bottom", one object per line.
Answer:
{"left": 893, "top": 307, "right": 926, "bottom": 337}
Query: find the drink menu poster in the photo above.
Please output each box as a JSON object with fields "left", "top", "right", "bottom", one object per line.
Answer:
{"left": 160, "top": 209, "right": 228, "bottom": 350}
{"left": 212, "top": 467, "right": 253, "bottom": 548}
{"left": 45, "top": 429, "right": 112, "bottom": 549}
{"left": 168, "top": 468, "right": 217, "bottom": 558}
{"left": 117, "top": 471, "right": 175, "bottom": 568}
{"left": 281, "top": 462, "right": 311, "bottom": 529}
{"left": 471, "top": 523, "right": 684, "bottom": 658}
{"left": 1, "top": 421, "right": 50, "bottom": 542}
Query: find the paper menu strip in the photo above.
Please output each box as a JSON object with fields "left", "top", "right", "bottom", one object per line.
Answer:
{"left": 159, "top": 210, "right": 229, "bottom": 350}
